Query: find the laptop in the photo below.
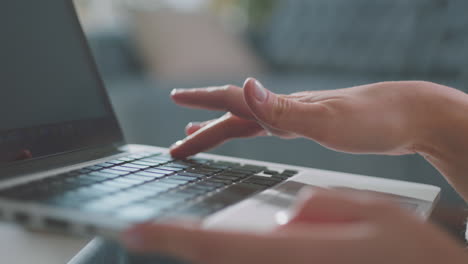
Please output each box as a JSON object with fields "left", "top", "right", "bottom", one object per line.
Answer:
{"left": 0, "top": 1, "right": 440, "bottom": 239}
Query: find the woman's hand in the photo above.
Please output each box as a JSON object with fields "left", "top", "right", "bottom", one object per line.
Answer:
{"left": 121, "top": 190, "right": 468, "bottom": 264}
{"left": 170, "top": 78, "right": 468, "bottom": 200}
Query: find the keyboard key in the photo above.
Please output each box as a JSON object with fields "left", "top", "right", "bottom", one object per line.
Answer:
{"left": 105, "top": 159, "right": 126, "bottom": 165}
{"left": 77, "top": 168, "right": 93, "bottom": 174}
{"left": 139, "top": 181, "right": 176, "bottom": 189}
{"left": 188, "top": 168, "right": 219, "bottom": 175}
{"left": 176, "top": 172, "right": 206, "bottom": 179}
{"left": 165, "top": 162, "right": 192, "bottom": 169}
{"left": 243, "top": 176, "right": 282, "bottom": 187}
{"left": 189, "top": 183, "right": 218, "bottom": 192}
{"left": 71, "top": 187, "right": 107, "bottom": 199}
{"left": 223, "top": 169, "right": 254, "bottom": 176}
{"left": 213, "top": 161, "right": 240, "bottom": 167}
{"left": 111, "top": 166, "right": 141, "bottom": 173}
{"left": 111, "top": 178, "right": 144, "bottom": 187}
{"left": 196, "top": 181, "right": 225, "bottom": 188}
{"left": 159, "top": 191, "right": 197, "bottom": 202}
{"left": 169, "top": 175, "right": 197, "bottom": 183}
{"left": 133, "top": 171, "right": 166, "bottom": 179}
{"left": 102, "top": 180, "right": 131, "bottom": 189}
{"left": 158, "top": 178, "right": 189, "bottom": 186}
{"left": 143, "top": 168, "right": 174, "bottom": 175}
{"left": 282, "top": 170, "right": 299, "bottom": 176}
{"left": 124, "top": 174, "right": 156, "bottom": 182}
{"left": 86, "top": 165, "right": 105, "bottom": 171}
{"left": 138, "top": 159, "right": 167, "bottom": 166}
{"left": 94, "top": 162, "right": 115, "bottom": 168}
{"left": 101, "top": 169, "right": 129, "bottom": 176}
{"left": 127, "top": 185, "right": 169, "bottom": 196}
{"left": 240, "top": 164, "right": 267, "bottom": 173}
{"left": 206, "top": 178, "right": 232, "bottom": 185}
{"left": 117, "top": 157, "right": 136, "bottom": 162}
{"left": 87, "top": 184, "right": 122, "bottom": 193}
{"left": 118, "top": 176, "right": 150, "bottom": 185}
{"left": 83, "top": 192, "right": 153, "bottom": 212}
{"left": 148, "top": 180, "right": 182, "bottom": 189}
{"left": 187, "top": 157, "right": 212, "bottom": 164}
{"left": 122, "top": 164, "right": 150, "bottom": 170}
{"left": 213, "top": 175, "right": 241, "bottom": 182}
{"left": 126, "top": 154, "right": 149, "bottom": 159}
{"left": 141, "top": 198, "right": 181, "bottom": 210}
{"left": 130, "top": 161, "right": 160, "bottom": 167}
{"left": 263, "top": 170, "right": 280, "bottom": 175}
{"left": 156, "top": 166, "right": 184, "bottom": 172}
{"left": 82, "top": 198, "right": 127, "bottom": 212}
{"left": 207, "top": 164, "right": 231, "bottom": 170}
{"left": 141, "top": 156, "right": 173, "bottom": 163}
{"left": 217, "top": 171, "right": 250, "bottom": 178}
{"left": 88, "top": 171, "right": 120, "bottom": 180}
{"left": 182, "top": 187, "right": 211, "bottom": 196}
{"left": 271, "top": 175, "right": 289, "bottom": 181}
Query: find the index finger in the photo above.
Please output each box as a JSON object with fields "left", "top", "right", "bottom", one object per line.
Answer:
{"left": 170, "top": 113, "right": 264, "bottom": 159}
{"left": 171, "top": 85, "right": 254, "bottom": 119}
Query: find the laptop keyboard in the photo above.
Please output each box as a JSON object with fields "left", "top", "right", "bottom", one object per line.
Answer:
{"left": 0, "top": 152, "right": 298, "bottom": 222}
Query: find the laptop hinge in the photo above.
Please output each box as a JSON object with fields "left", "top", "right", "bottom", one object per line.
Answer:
{"left": 0, "top": 142, "right": 126, "bottom": 181}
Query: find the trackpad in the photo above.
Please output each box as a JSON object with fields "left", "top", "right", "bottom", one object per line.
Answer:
{"left": 203, "top": 181, "right": 425, "bottom": 232}
{"left": 203, "top": 181, "right": 318, "bottom": 232}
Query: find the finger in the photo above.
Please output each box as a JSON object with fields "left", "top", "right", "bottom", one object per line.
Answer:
{"left": 170, "top": 114, "right": 264, "bottom": 159}
{"left": 171, "top": 86, "right": 254, "bottom": 119}
{"left": 185, "top": 122, "right": 202, "bottom": 135}
{"left": 122, "top": 223, "right": 278, "bottom": 263}
{"left": 288, "top": 189, "right": 404, "bottom": 225}
{"left": 121, "top": 222, "right": 362, "bottom": 264}
{"left": 243, "top": 78, "right": 330, "bottom": 139}
{"left": 186, "top": 117, "right": 296, "bottom": 139}
{"left": 185, "top": 120, "right": 214, "bottom": 135}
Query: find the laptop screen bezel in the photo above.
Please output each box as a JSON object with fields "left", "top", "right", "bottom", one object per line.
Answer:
{"left": 0, "top": 0, "right": 126, "bottom": 171}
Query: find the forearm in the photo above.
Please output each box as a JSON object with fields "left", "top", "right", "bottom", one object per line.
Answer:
{"left": 413, "top": 83, "right": 468, "bottom": 202}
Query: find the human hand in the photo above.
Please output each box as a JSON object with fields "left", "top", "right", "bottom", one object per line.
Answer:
{"left": 170, "top": 79, "right": 468, "bottom": 200}
{"left": 170, "top": 79, "right": 463, "bottom": 158}
{"left": 121, "top": 190, "right": 468, "bottom": 264}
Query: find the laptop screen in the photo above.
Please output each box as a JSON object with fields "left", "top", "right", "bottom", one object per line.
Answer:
{"left": 0, "top": 1, "right": 123, "bottom": 165}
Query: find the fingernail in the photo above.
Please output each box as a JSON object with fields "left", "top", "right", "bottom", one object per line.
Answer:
{"left": 170, "top": 140, "right": 184, "bottom": 149}
{"left": 253, "top": 80, "right": 268, "bottom": 103}
{"left": 187, "top": 122, "right": 201, "bottom": 128}
{"left": 171, "top": 88, "right": 186, "bottom": 96}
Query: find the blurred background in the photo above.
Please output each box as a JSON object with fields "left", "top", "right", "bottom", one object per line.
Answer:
{"left": 73, "top": 0, "right": 468, "bottom": 212}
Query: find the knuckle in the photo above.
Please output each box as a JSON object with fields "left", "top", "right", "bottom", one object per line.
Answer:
{"left": 270, "top": 98, "right": 292, "bottom": 128}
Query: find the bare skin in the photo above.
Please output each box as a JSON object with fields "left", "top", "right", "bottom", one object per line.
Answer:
{"left": 121, "top": 78, "right": 468, "bottom": 263}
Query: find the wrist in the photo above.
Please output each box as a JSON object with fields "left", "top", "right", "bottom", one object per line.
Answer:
{"left": 412, "top": 82, "right": 468, "bottom": 201}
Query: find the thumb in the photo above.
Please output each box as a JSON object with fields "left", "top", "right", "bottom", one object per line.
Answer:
{"left": 243, "top": 78, "right": 325, "bottom": 137}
